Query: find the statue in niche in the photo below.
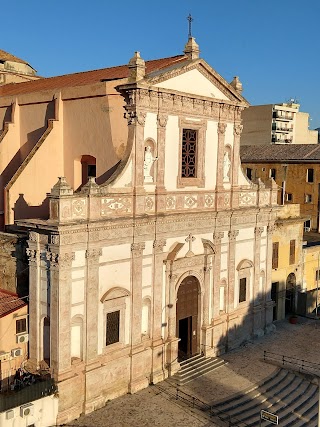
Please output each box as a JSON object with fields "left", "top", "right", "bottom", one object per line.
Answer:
{"left": 144, "top": 146, "right": 157, "bottom": 183}
{"left": 223, "top": 151, "right": 231, "bottom": 183}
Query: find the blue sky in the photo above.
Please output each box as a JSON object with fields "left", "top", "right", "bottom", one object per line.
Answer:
{"left": 3, "top": 0, "right": 320, "bottom": 127}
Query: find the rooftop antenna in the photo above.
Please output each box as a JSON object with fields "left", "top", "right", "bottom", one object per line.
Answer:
{"left": 187, "top": 13, "right": 193, "bottom": 38}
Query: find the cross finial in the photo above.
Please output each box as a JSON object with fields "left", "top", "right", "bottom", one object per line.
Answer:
{"left": 187, "top": 13, "right": 193, "bottom": 38}
{"left": 185, "top": 233, "right": 196, "bottom": 257}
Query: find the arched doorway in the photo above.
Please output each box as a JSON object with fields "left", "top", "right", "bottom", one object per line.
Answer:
{"left": 285, "top": 273, "right": 296, "bottom": 315}
{"left": 176, "top": 275, "right": 200, "bottom": 361}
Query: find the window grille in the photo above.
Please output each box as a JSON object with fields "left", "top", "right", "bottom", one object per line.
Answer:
{"left": 181, "top": 129, "right": 197, "bottom": 178}
{"left": 106, "top": 310, "right": 120, "bottom": 346}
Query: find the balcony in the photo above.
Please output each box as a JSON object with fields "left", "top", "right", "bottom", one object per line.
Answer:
{"left": 273, "top": 111, "right": 294, "bottom": 121}
{"left": 272, "top": 125, "right": 293, "bottom": 133}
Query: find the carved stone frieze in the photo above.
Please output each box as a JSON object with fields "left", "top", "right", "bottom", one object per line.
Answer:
{"left": 171, "top": 255, "right": 204, "bottom": 271}
{"left": 46, "top": 251, "right": 75, "bottom": 267}
{"left": 239, "top": 192, "right": 257, "bottom": 206}
{"left": 145, "top": 196, "right": 154, "bottom": 212}
{"left": 101, "top": 197, "right": 132, "bottom": 216}
{"left": 50, "top": 234, "right": 60, "bottom": 245}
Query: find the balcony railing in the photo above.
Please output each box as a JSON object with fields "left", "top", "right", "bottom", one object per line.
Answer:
{"left": 0, "top": 378, "right": 57, "bottom": 412}
{"left": 273, "top": 111, "right": 294, "bottom": 120}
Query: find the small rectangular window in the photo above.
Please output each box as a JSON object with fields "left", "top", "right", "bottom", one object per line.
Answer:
{"left": 270, "top": 168, "right": 276, "bottom": 180}
{"left": 305, "top": 194, "right": 312, "bottom": 203}
{"left": 307, "top": 168, "right": 314, "bottom": 183}
{"left": 106, "top": 310, "right": 120, "bottom": 346}
{"left": 239, "top": 278, "right": 247, "bottom": 303}
{"left": 286, "top": 193, "right": 293, "bottom": 202}
{"left": 246, "top": 168, "right": 253, "bottom": 180}
{"left": 16, "top": 318, "right": 27, "bottom": 334}
{"left": 315, "top": 270, "right": 320, "bottom": 282}
{"left": 181, "top": 129, "right": 197, "bottom": 178}
{"left": 289, "top": 240, "right": 295, "bottom": 265}
{"left": 272, "top": 242, "right": 279, "bottom": 269}
{"left": 87, "top": 165, "right": 96, "bottom": 177}
{"left": 304, "top": 220, "right": 311, "bottom": 231}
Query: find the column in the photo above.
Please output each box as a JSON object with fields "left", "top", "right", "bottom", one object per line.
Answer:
{"left": 202, "top": 254, "right": 214, "bottom": 357}
{"left": 85, "top": 248, "right": 101, "bottom": 361}
{"left": 166, "top": 272, "right": 180, "bottom": 376}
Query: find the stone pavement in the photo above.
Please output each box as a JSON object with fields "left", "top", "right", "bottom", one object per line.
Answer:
{"left": 64, "top": 317, "right": 320, "bottom": 427}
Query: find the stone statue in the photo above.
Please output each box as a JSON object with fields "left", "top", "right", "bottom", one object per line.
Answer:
{"left": 144, "top": 146, "right": 157, "bottom": 183}
{"left": 223, "top": 151, "right": 231, "bottom": 182}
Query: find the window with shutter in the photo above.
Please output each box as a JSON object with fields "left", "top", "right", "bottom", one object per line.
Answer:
{"left": 289, "top": 240, "right": 295, "bottom": 265}
{"left": 272, "top": 242, "right": 279, "bottom": 269}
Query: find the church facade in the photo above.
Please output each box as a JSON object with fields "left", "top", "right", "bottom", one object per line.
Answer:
{"left": 6, "top": 38, "right": 279, "bottom": 423}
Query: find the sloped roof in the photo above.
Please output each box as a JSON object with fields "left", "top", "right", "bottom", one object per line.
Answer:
{"left": 0, "top": 49, "right": 29, "bottom": 65}
{"left": 0, "top": 289, "right": 27, "bottom": 318}
{"left": 240, "top": 144, "right": 320, "bottom": 163}
{"left": 0, "top": 55, "right": 188, "bottom": 97}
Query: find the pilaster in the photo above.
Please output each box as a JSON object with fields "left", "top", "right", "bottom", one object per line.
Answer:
{"left": 212, "top": 232, "right": 223, "bottom": 318}
{"left": 253, "top": 226, "right": 264, "bottom": 338}
{"left": 85, "top": 248, "right": 101, "bottom": 361}
{"left": 130, "top": 242, "right": 145, "bottom": 346}
{"left": 26, "top": 246, "right": 41, "bottom": 363}
{"left": 227, "top": 230, "right": 239, "bottom": 312}
{"left": 48, "top": 250, "right": 74, "bottom": 375}
{"left": 216, "top": 122, "right": 227, "bottom": 192}
{"left": 156, "top": 114, "right": 168, "bottom": 191}
{"left": 231, "top": 124, "right": 243, "bottom": 208}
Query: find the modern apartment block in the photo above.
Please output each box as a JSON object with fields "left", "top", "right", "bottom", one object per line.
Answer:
{"left": 241, "top": 102, "right": 318, "bottom": 146}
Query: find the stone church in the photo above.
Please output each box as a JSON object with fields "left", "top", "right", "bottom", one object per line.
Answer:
{"left": 1, "top": 38, "right": 278, "bottom": 423}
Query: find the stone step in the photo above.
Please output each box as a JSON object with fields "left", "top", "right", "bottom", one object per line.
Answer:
{"left": 210, "top": 369, "right": 318, "bottom": 427}
{"left": 174, "top": 355, "right": 226, "bottom": 386}
{"left": 212, "top": 369, "right": 291, "bottom": 413}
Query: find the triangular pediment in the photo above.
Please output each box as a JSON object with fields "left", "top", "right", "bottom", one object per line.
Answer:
{"left": 145, "top": 59, "right": 247, "bottom": 104}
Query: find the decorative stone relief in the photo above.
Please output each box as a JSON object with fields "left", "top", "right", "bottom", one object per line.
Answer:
{"left": 157, "top": 113, "right": 168, "bottom": 128}
{"left": 26, "top": 248, "right": 40, "bottom": 263}
{"left": 267, "top": 225, "right": 276, "bottom": 235}
{"left": 217, "top": 122, "right": 227, "bottom": 135}
{"left": 228, "top": 230, "right": 239, "bottom": 241}
{"left": 239, "top": 192, "right": 257, "bottom": 206}
{"left": 145, "top": 196, "right": 154, "bottom": 211}
{"left": 153, "top": 239, "right": 166, "bottom": 254}
{"left": 101, "top": 197, "right": 132, "bottom": 215}
{"left": 72, "top": 199, "right": 86, "bottom": 217}
{"left": 85, "top": 248, "right": 102, "bottom": 259}
{"left": 166, "top": 196, "right": 176, "bottom": 210}
{"left": 185, "top": 234, "right": 196, "bottom": 257}
{"left": 223, "top": 151, "right": 231, "bottom": 183}
{"left": 205, "top": 194, "right": 214, "bottom": 207}
{"left": 131, "top": 242, "right": 145, "bottom": 257}
{"left": 254, "top": 227, "right": 264, "bottom": 237}
{"left": 50, "top": 235, "right": 60, "bottom": 245}
{"left": 184, "top": 195, "right": 197, "bottom": 209}
{"left": 233, "top": 124, "right": 243, "bottom": 136}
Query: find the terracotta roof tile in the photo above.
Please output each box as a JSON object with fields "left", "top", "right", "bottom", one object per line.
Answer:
{"left": 0, "top": 49, "right": 29, "bottom": 65}
{"left": 0, "top": 55, "right": 188, "bottom": 97}
{"left": 240, "top": 144, "right": 320, "bottom": 163}
{"left": 0, "top": 289, "right": 27, "bottom": 318}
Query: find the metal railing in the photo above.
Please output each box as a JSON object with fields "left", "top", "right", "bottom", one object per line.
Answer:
{"left": 263, "top": 351, "right": 320, "bottom": 376}
{"left": 0, "top": 377, "right": 57, "bottom": 412}
{"left": 153, "top": 383, "right": 250, "bottom": 426}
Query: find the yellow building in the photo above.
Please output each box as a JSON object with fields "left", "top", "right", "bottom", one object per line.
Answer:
{"left": 271, "top": 204, "right": 305, "bottom": 320}
{"left": 0, "top": 289, "right": 28, "bottom": 389}
{"left": 299, "top": 239, "right": 320, "bottom": 315}
{"left": 241, "top": 144, "right": 320, "bottom": 231}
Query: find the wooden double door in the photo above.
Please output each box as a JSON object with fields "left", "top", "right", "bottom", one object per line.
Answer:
{"left": 176, "top": 275, "right": 199, "bottom": 361}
